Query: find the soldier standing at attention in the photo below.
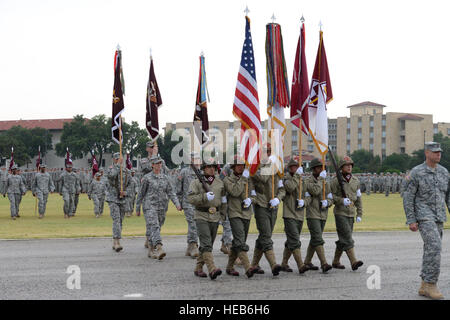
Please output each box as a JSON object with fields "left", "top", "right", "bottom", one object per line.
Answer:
{"left": 136, "top": 156, "right": 181, "bottom": 260}
{"left": 303, "top": 158, "right": 333, "bottom": 273}
{"left": 2, "top": 164, "right": 26, "bottom": 220}
{"left": 249, "top": 143, "right": 285, "bottom": 276}
{"left": 403, "top": 142, "right": 449, "bottom": 300}
{"left": 88, "top": 172, "right": 106, "bottom": 218}
{"left": 32, "top": 164, "right": 55, "bottom": 219}
{"left": 330, "top": 156, "right": 364, "bottom": 271}
{"left": 72, "top": 168, "right": 82, "bottom": 216}
{"left": 187, "top": 159, "right": 227, "bottom": 280}
{"left": 280, "top": 158, "right": 308, "bottom": 274}
{"left": 222, "top": 156, "right": 257, "bottom": 278}
{"left": 178, "top": 152, "right": 201, "bottom": 258}
{"left": 58, "top": 163, "right": 78, "bottom": 219}
{"left": 107, "top": 152, "right": 131, "bottom": 252}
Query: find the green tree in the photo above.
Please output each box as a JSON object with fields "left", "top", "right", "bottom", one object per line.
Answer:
{"left": 381, "top": 153, "right": 411, "bottom": 172}
{"left": 55, "top": 115, "right": 90, "bottom": 160}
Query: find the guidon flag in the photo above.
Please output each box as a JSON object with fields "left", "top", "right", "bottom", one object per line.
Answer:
{"left": 112, "top": 47, "right": 125, "bottom": 144}
{"left": 146, "top": 55, "right": 162, "bottom": 141}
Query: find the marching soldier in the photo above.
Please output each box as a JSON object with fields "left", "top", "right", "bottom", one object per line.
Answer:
{"left": 178, "top": 152, "right": 201, "bottom": 258}
{"left": 249, "top": 143, "right": 285, "bottom": 276}
{"left": 384, "top": 172, "right": 392, "bottom": 197}
{"left": 187, "top": 159, "right": 227, "bottom": 280}
{"left": 280, "top": 158, "right": 308, "bottom": 274}
{"left": 136, "top": 156, "right": 181, "bottom": 260}
{"left": 403, "top": 142, "right": 449, "bottom": 299}
{"left": 222, "top": 156, "right": 257, "bottom": 278}
{"left": 2, "top": 164, "right": 26, "bottom": 220}
{"left": 32, "top": 164, "right": 55, "bottom": 219}
{"left": 365, "top": 173, "right": 372, "bottom": 196}
{"left": 72, "top": 168, "right": 82, "bottom": 215}
{"left": 125, "top": 169, "right": 139, "bottom": 217}
{"left": 106, "top": 152, "right": 131, "bottom": 252}
{"left": 88, "top": 172, "right": 106, "bottom": 218}
{"left": 330, "top": 156, "right": 364, "bottom": 271}
{"left": 58, "top": 163, "right": 78, "bottom": 219}
{"left": 303, "top": 158, "right": 333, "bottom": 273}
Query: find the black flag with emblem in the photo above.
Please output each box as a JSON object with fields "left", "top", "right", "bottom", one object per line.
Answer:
{"left": 146, "top": 56, "right": 162, "bottom": 141}
{"left": 112, "top": 48, "right": 125, "bottom": 144}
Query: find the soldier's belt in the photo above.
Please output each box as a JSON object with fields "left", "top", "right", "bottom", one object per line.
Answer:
{"left": 196, "top": 206, "right": 219, "bottom": 214}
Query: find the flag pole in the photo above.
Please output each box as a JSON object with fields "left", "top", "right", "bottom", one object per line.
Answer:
{"left": 119, "top": 115, "right": 123, "bottom": 197}
{"left": 322, "top": 152, "right": 326, "bottom": 200}
{"left": 298, "top": 128, "right": 303, "bottom": 197}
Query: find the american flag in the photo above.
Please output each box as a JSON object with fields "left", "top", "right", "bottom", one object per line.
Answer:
{"left": 232, "top": 16, "right": 262, "bottom": 176}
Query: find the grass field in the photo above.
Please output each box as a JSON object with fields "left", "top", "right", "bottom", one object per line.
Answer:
{"left": 0, "top": 192, "right": 448, "bottom": 239}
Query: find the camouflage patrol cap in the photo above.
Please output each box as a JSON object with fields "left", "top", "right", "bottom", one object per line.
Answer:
{"left": 309, "top": 158, "right": 324, "bottom": 169}
{"left": 146, "top": 140, "right": 155, "bottom": 148}
{"left": 11, "top": 164, "right": 18, "bottom": 170}
{"left": 95, "top": 172, "right": 101, "bottom": 177}
{"left": 425, "top": 141, "right": 443, "bottom": 152}
{"left": 151, "top": 155, "right": 163, "bottom": 164}
{"left": 112, "top": 152, "right": 120, "bottom": 159}
{"left": 338, "top": 156, "right": 354, "bottom": 168}
{"left": 66, "top": 163, "right": 73, "bottom": 168}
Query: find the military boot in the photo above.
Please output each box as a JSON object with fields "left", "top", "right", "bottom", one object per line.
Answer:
{"left": 264, "top": 250, "right": 282, "bottom": 276}
{"left": 113, "top": 239, "right": 122, "bottom": 252}
{"left": 190, "top": 242, "right": 199, "bottom": 258}
{"left": 303, "top": 244, "right": 319, "bottom": 271}
{"left": 345, "top": 248, "right": 363, "bottom": 271}
{"left": 39, "top": 214, "right": 44, "bottom": 219}
{"left": 238, "top": 251, "right": 256, "bottom": 278}
{"left": 220, "top": 241, "right": 230, "bottom": 255}
{"left": 315, "top": 246, "right": 332, "bottom": 273}
{"left": 332, "top": 248, "right": 346, "bottom": 269}
{"left": 185, "top": 243, "right": 192, "bottom": 257}
{"left": 251, "top": 247, "right": 265, "bottom": 274}
{"left": 280, "top": 247, "right": 293, "bottom": 272}
{"left": 418, "top": 280, "right": 426, "bottom": 296}
{"left": 226, "top": 250, "right": 239, "bottom": 276}
{"left": 203, "top": 252, "right": 222, "bottom": 280}
{"left": 144, "top": 238, "right": 149, "bottom": 248}
{"left": 421, "top": 282, "right": 444, "bottom": 300}
{"left": 292, "top": 248, "right": 308, "bottom": 274}
{"left": 155, "top": 244, "right": 166, "bottom": 260}
{"left": 194, "top": 253, "right": 207, "bottom": 278}
{"left": 148, "top": 244, "right": 157, "bottom": 259}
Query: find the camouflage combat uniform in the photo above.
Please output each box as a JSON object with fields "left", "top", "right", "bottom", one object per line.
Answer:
{"left": 58, "top": 169, "right": 78, "bottom": 216}
{"left": 3, "top": 172, "right": 26, "bottom": 217}
{"left": 72, "top": 170, "right": 82, "bottom": 214}
{"left": 88, "top": 176, "right": 106, "bottom": 215}
{"left": 32, "top": 170, "right": 55, "bottom": 216}
{"left": 179, "top": 166, "right": 199, "bottom": 245}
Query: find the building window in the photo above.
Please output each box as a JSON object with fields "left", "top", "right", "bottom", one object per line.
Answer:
{"left": 101, "top": 159, "right": 105, "bottom": 167}
{"left": 370, "top": 120, "right": 374, "bottom": 127}
{"left": 369, "top": 132, "right": 374, "bottom": 138}
{"left": 346, "top": 145, "right": 350, "bottom": 151}
{"left": 400, "top": 147, "right": 405, "bottom": 154}
{"left": 358, "top": 144, "right": 362, "bottom": 150}
{"left": 447, "top": 128, "right": 450, "bottom": 136}
{"left": 400, "top": 136, "right": 405, "bottom": 142}
{"left": 347, "top": 122, "right": 350, "bottom": 129}
{"left": 382, "top": 119, "right": 386, "bottom": 126}
{"left": 346, "top": 133, "right": 350, "bottom": 140}
{"left": 369, "top": 143, "right": 373, "bottom": 150}
{"left": 382, "top": 143, "right": 386, "bottom": 149}
{"left": 358, "top": 132, "right": 362, "bottom": 139}
{"left": 229, "top": 123, "right": 234, "bottom": 129}
{"left": 382, "top": 131, "right": 386, "bottom": 138}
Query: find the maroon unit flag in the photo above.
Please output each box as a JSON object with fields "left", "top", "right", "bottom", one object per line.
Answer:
{"left": 65, "top": 148, "right": 73, "bottom": 167}
{"left": 9, "top": 147, "right": 14, "bottom": 170}
{"left": 291, "top": 20, "right": 310, "bottom": 135}
{"left": 193, "top": 55, "right": 210, "bottom": 146}
{"left": 36, "top": 146, "right": 41, "bottom": 169}
{"left": 146, "top": 56, "right": 162, "bottom": 141}
{"left": 126, "top": 153, "right": 132, "bottom": 170}
{"left": 91, "top": 151, "right": 99, "bottom": 177}
{"left": 112, "top": 48, "right": 125, "bottom": 144}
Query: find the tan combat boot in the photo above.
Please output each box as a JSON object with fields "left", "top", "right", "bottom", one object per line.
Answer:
{"left": 345, "top": 248, "right": 363, "bottom": 271}
{"left": 220, "top": 241, "right": 230, "bottom": 255}
{"left": 251, "top": 247, "right": 265, "bottom": 274}
{"left": 315, "top": 246, "right": 332, "bottom": 273}
{"left": 112, "top": 239, "right": 117, "bottom": 250}
{"left": 226, "top": 250, "right": 239, "bottom": 276}
{"left": 190, "top": 243, "right": 199, "bottom": 258}
{"left": 281, "top": 247, "right": 293, "bottom": 272}
{"left": 144, "top": 238, "right": 149, "bottom": 248}
{"left": 421, "top": 282, "right": 444, "bottom": 300}
{"left": 203, "top": 252, "right": 222, "bottom": 280}
{"left": 264, "top": 250, "right": 282, "bottom": 276}
{"left": 332, "top": 248, "right": 346, "bottom": 269}
{"left": 292, "top": 248, "right": 308, "bottom": 274}
{"left": 194, "top": 253, "right": 207, "bottom": 278}
{"left": 238, "top": 251, "right": 257, "bottom": 278}
{"left": 185, "top": 243, "right": 192, "bottom": 256}
{"left": 155, "top": 244, "right": 166, "bottom": 260}
{"left": 116, "top": 239, "right": 123, "bottom": 252}
{"left": 303, "top": 244, "right": 319, "bottom": 271}
{"left": 148, "top": 244, "right": 155, "bottom": 258}
{"left": 418, "top": 280, "right": 426, "bottom": 296}
{"left": 39, "top": 214, "right": 43, "bottom": 219}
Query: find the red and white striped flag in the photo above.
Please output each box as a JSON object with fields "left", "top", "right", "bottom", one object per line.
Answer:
{"left": 291, "top": 19, "right": 309, "bottom": 135}
{"left": 232, "top": 16, "right": 262, "bottom": 176}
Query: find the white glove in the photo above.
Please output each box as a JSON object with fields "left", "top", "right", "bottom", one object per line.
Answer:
{"left": 296, "top": 167, "right": 303, "bottom": 175}
{"left": 268, "top": 155, "right": 277, "bottom": 164}
{"left": 243, "top": 198, "right": 252, "bottom": 207}
{"left": 356, "top": 189, "right": 361, "bottom": 197}
{"left": 321, "top": 200, "right": 328, "bottom": 208}
{"left": 278, "top": 180, "right": 284, "bottom": 188}
{"left": 221, "top": 196, "right": 227, "bottom": 204}
{"left": 343, "top": 198, "right": 351, "bottom": 206}
{"left": 269, "top": 198, "right": 280, "bottom": 207}
{"left": 319, "top": 170, "right": 327, "bottom": 179}
{"left": 206, "top": 192, "right": 215, "bottom": 201}
{"left": 327, "top": 193, "right": 333, "bottom": 200}
{"left": 305, "top": 192, "right": 311, "bottom": 197}
{"left": 250, "top": 190, "right": 256, "bottom": 196}
{"left": 356, "top": 216, "right": 362, "bottom": 223}
{"left": 242, "top": 169, "right": 250, "bottom": 178}
{"left": 297, "top": 199, "right": 305, "bottom": 208}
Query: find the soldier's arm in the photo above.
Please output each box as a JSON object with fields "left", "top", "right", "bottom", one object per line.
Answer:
{"left": 167, "top": 178, "right": 181, "bottom": 208}
{"left": 223, "top": 176, "right": 247, "bottom": 198}
{"left": 307, "top": 178, "right": 323, "bottom": 197}
{"left": 252, "top": 168, "right": 271, "bottom": 184}
{"left": 88, "top": 181, "right": 93, "bottom": 197}
{"left": 325, "top": 182, "right": 334, "bottom": 208}
{"left": 20, "top": 178, "right": 26, "bottom": 194}
{"left": 186, "top": 181, "right": 207, "bottom": 207}
{"left": 135, "top": 178, "right": 148, "bottom": 208}
{"left": 403, "top": 172, "right": 418, "bottom": 224}
{"left": 32, "top": 176, "right": 37, "bottom": 194}
{"left": 330, "top": 179, "right": 344, "bottom": 205}
{"left": 219, "top": 186, "right": 228, "bottom": 219}
{"left": 276, "top": 179, "right": 286, "bottom": 200}
{"left": 354, "top": 181, "right": 362, "bottom": 217}
{"left": 446, "top": 176, "right": 450, "bottom": 212}
{"left": 49, "top": 175, "right": 55, "bottom": 193}
{"left": 283, "top": 174, "right": 298, "bottom": 194}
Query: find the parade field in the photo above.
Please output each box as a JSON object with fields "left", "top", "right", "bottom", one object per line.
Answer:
{"left": 1, "top": 192, "right": 447, "bottom": 239}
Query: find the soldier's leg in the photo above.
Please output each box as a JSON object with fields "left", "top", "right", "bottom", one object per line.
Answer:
{"left": 196, "top": 219, "right": 221, "bottom": 279}
{"left": 335, "top": 215, "right": 362, "bottom": 270}
{"left": 99, "top": 197, "right": 105, "bottom": 215}
{"left": 37, "top": 192, "right": 45, "bottom": 215}
{"left": 183, "top": 205, "right": 199, "bottom": 257}
{"left": 73, "top": 193, "right": 79, "bottom": 214}
{"left": 62, "top": 192, "right": 70, "bottom": 216}
{"left": 149, "top": 209, "right": 165, "bottom": 259}
{"left": 16, "top": 193, "right": 22, "bottom": 216}
{"left": 93, "top": 195, "right": 100, "bottom": 215}
{"left": 8, "top": 194, "right": 17, "bottom": 218}
{"left": 227, "top": 217, "right": 248, "bottom": 275}
{"left": 68, "top": 193, "right": 75, "bottom": 217}
{"left": 220, "top": 218, "right": 233, "bottom": 255}
{"left": 418, "top": 221, "right": 443, "bottom": 284}
{"left": 304, "top": 218, "right": 323, "bottom": 269}
{"left": 282, "top": 218, "right": 296, "bottom": 271}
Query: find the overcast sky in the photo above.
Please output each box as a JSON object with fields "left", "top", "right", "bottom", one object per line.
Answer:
{"left": 1, "top": 0, "right": 450, "bottom": 130}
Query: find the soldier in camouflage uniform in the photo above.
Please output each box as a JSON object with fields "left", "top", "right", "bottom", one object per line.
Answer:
{"left": 280, "top": 158, "right": 308, "bottom": 274}
{"left": 249, "top": 143, "right": 285, "bottom": 276}
{"left": 178, "top": 152, "right": 201, "bottom": 258}
{"left": 365, "top": 173, "right": 372, "bottom": 195}
{"left": 136, "top": 156, "right": 182, "bottom": 260}
{"left": 330, "top": 156, "right": 364, "bottom": 271}
{"left": 222, "top": 156, "right": 257, "bottom": 278}
{"left": 384, "top": 172, "right": 392, "bottom": 197}
{"left": 187, "top": 159, "right": 227, "bottom": 280}
{"left": 2, "top": 164, "right": 26, "bottom": 220}
{"left": 403, "top": 142, "right": 449, "bottom": 299}
{"left": 125, "top": 169, "right": 139, "bottom": 217}
{"left": 303, "top": 158, "right": 333, "bottom": 273}
{"left": 106, "top": 152, "right": 131, "bottom": 252}
{"left": 88, "top": 172, "right": 106, "bottom": 218}
{"left": 72, "top": 168, "right": 83, "bottom": 215}
{"left": 57, "top": 163, "right": 78, "bottom": 219}
{"left": 32, "top": 164, "right": 55, "bottom": 219}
